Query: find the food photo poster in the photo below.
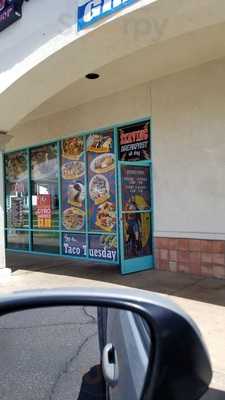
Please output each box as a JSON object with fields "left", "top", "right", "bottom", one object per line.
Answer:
{"left": 61, "top": 137, "right": 86, "bottom": 232}
{"left": 87, "top": 130, "right": 117, "bottom": 234}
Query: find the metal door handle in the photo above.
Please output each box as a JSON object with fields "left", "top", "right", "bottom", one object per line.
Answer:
{"left": 102, "top": 343, "right": 119, "bottom": 386}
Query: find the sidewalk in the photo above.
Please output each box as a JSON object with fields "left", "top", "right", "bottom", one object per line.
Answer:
{"left": 1, "top": 251, "right": 225, "bottom": 399}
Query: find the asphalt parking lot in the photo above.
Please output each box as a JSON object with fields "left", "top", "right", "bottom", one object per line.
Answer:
{"left": 0, "top": 251, "right": 225, "bottom": 399}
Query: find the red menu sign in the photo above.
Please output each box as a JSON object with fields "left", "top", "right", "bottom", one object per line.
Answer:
{"left": 37, "top": 194, "right": 52, "bottom": 228}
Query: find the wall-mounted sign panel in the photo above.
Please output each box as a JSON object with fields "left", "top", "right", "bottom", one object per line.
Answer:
{"left": 0, "top": 0, "right": 28, "bottom": 33}
{"left": 77, "top": 0, "right": 139, "bottom": 31}
{"left": 119, "top": 121, "right": 151, "bottom": 161}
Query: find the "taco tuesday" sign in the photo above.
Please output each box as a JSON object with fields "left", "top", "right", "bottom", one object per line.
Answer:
{"left": 63, "top": 233, "right": 118, "bottom": 261}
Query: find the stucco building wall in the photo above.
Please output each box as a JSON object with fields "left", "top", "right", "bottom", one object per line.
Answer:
{"left": 7, "top": 58, "right": 225, "bottom": 277}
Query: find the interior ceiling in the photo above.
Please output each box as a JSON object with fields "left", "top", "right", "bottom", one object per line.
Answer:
{"left": 23, "top": 20, "right": 225, "bottom": 124}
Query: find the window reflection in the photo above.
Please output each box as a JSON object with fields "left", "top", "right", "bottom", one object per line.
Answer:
{"left": 6, "top": 230, "right": 29, "bottom": 251}
{"left": 31, "top": 144, "right": 59, "bottom": 229}
{"left": 5, "top": 151, "right": 29, "bottom": 229}
{"left": 32, "top": 231, "right": 59, "bottom": 254}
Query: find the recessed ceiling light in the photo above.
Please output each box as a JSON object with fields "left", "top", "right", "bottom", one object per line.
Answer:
{"left": 85, "top": 73, "right": 100, "bottom": 80}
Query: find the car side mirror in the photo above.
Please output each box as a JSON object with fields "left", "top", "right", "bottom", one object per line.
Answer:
{"left": 0, "top": 288, "right": 212, "bottom": 400}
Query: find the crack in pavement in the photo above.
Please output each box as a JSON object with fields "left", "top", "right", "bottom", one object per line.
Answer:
{"left": 82, "top": 306, "right": 97, "bottom": 323}
{"left": 47, "top": 330, "right": 98, "bottom": 400}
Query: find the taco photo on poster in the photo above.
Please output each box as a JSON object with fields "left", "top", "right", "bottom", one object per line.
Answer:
{"left": 87, "top": 133, "right": 113, "bottom": 153}
{"left": 95, "top": 201, "right": 116, "bottom": 232}
{"left": 62, "top": 137, "right": 84, "bottom": 160}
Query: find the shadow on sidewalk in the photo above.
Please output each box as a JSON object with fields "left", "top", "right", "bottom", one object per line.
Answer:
{"left": 6, "top": 251, "right": 225, "bottom": 307}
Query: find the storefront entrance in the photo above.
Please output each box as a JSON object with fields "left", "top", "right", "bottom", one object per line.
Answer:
{"left": 4, "top": 119, "right": 153, "bottom": 274}
{"left": 119, "top": 161, "right": 153, "bottom": 274}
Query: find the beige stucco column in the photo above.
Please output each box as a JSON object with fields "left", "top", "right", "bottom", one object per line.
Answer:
{"left": 0, "top": 133, "right": 12, "bottom": 282}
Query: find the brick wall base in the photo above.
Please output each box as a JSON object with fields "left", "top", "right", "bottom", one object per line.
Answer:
{"left": 155, "top": 238, "right": 225, "bottom": 279}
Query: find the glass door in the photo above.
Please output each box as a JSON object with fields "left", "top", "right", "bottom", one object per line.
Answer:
{"left": 118, "top": 160, "right": 153, "bottom": 274}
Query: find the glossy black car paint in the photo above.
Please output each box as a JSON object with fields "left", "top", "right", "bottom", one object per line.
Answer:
{"left": 0, "top": 289, "right": 212, "bottom": 400}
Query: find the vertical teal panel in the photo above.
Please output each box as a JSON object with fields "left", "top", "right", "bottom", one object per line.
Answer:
{"left": 57, "top": 141, "right": 63, "bottom": 255}
{"left": 117, "top": 158, "right": 125, "bottom": 271}
{"left": 28, "top": 148, "right": 32, "bottom": 251}
{"left": 3, "top": 152, "right": 7, "bottom": 248}
{"left": 84, "top": 134, "right": 89, "bottom": 258}
{"left": 114, "top": 127, "right": 120, "bottom": 264}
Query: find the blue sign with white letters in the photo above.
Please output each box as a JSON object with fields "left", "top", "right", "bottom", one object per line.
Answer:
{"left": 77, "top": 0, "right": 138, "bottom": 31}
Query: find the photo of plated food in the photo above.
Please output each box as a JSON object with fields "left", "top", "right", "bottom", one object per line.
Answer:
{"left": 90, "top": 153, "right": 115, "bottom": 174}
{"left": 87, "top": 134, "right": 113, "bottom": 153}
{"left": 62, "top": 161, "right": 85, "bottom": 180}
{"left": 96, "top": 201, "right": 116, "bottom": 232}
{"left": 62, "top": 137, "right": 84, "bottom": 160}
{"left": 63, "top": 207, "right": 85, "bottom": 230}
{"left": 6, "top": 152, "right": 27, "bottom": 182}
{"left": 67, "top": 183, "right": 85, "bottom": 207}
{"left": 100, "top": 235, "right": 117, "bottom": 249}
{"left": 89, "top": 175, "right": 110, "bottom": 205}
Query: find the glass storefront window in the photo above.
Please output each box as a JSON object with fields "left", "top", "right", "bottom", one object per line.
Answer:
{"left": 4, "top": 119, "right": 153, "bottom": 273}
{"left": 120, "top": 162, "right": 152, "bottom": 260}
{"left": 31, "top": 144, "right": 59, "bottom": 229}
{"left": 121, "top": 165, "right": 151, "bottom": 211}
{"left": 6, "top": 230, "right": 29, "bottom": 251}
{"left": 5, "top": 151, "right": 29, "bottom": 229}
{"left": 32, "top": 231, "right": 59, "bottom": 254}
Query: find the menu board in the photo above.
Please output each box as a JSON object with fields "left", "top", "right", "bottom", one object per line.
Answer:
{"left": 31, "top": 144, "right": 57, "bottom": 181}
{"left": 11, "top": 198, "right": 24, "bottom": 228}
{"left": 62, "top": 233, "right": 87, "bottom": 257}
{"left": 5, "top": 151, "right": 28, "bottom": 228}
{"left": 119, "top": 121, "right": 151, "bottom": 161}
{"left": 89, "top": 234, "right": 118, "bottom": 262}
{"left": 121, "top": 165, "right": 151, "bottom": 211}
{"left": 61, "top": 137, "right": 86, "bottom": 231}
{"left": 87, "top": 131, "right": 116, "bottom": 233}
{"left": 37, "top": 194, "right": 52, "bottom": 229}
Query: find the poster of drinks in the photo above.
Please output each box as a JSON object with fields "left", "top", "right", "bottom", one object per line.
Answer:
{"left": 121, "top": 165, "right": 152, "bottom": 259}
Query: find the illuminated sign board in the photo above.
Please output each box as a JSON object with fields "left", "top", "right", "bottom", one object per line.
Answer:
{"left": 0, "top": 0, "right": 29, "bottom": 33}
{"left": 77, "top": 0, "right": 138, "bottom": 31}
